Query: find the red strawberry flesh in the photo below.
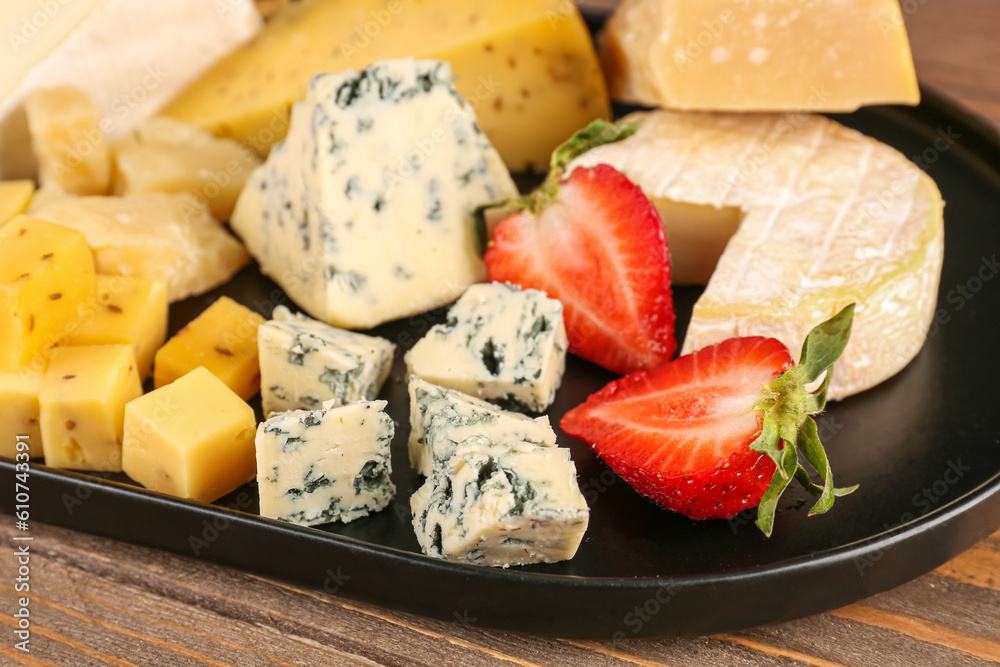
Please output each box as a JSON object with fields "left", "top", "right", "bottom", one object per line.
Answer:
{"left": 561, "top": 336, "right": 794, "bottom": 519}
{"left": 485, "top": 163, "right": 676, "bottom": 375}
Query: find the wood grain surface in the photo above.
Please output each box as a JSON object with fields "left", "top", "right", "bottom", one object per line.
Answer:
{"left": 5, "top": 0, "right": 1000, "bottom": 665}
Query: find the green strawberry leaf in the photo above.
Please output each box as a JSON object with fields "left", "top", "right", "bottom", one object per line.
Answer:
{"left": 750, "top": 413, "right": 786, "bottom": 478}
{"left": 550, "top": 120, "right": 641, "bottom": 177}
{"left": 756, "top": 443, "right": 799, "bottom": 538}
{"left": 798, "top": 303, "right": 855, "bottom": 384}
{"left": 796, "top": 418, "right": 837, "bottom": 515}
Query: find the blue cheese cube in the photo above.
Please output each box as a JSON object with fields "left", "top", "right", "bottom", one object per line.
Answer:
{"left": 404, "top": 283, "right": 567, "bottom": 412}
{"left": 258, "top": 306, "right": 395, "bottom": 415}
{"left": 230, "top": 59, "right": 518, "bottom": 329}
{"left": 410, "top": 437, "right": 589, "bottom": 567}
{"left": 255, "top": 399, "right": 395, "bottom": 526}
{"left": 408, "top": 376, "right": 556, "bottom": 477}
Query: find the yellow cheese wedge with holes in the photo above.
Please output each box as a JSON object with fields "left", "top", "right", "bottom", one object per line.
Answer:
{"left": 161, "top": 0, "right": 610, "bottom": 171}
{"left": 573, "top": 111, "right": 945, "bottom": 400}
{"left": 600, "top": 0, "right": 920, "bottom": 111}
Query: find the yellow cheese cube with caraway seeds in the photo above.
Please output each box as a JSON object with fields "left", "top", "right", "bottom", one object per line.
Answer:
{"left": 0, "top": 368, "right": 44, "bottom": 458}
{"left": 68, "top": 275, "right": 168, "bottom": 381}
{"left": 40, "top": 344, "right": 142, "bottom": 472}
{"left": 0, "top": 216, "right": 97, "bottom": 372}
{"left": 154, "top": 296, "right": 265, "bottom": 400}
{"left": 122, "top": 366, "right": 257, "bottom": 502}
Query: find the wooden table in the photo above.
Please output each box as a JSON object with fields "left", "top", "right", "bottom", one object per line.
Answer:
{"left": 4, "top": 1, "right": 1000, "bottom": 664}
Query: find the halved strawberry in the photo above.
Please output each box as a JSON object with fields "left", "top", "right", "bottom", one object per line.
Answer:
{"left": 562, "top": 305, "right": 859, "bottom": 535}
{"left": 482, "top": 121, "right": 675, "bottom": 375}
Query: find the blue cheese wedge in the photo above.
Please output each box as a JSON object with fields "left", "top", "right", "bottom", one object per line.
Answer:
{"left": 258, "top": 306, "right": 395, "bottom": 415}
{"left": 408, "top": 377, "right": 556, "bottom": 477}
{"left": 230, "top": 58, "right": 518, "bottom": 329}
{"left": 405, "top": 283, "right": 567, "bottom": 412}
{"left": 411, "top": 437, "right": 589, "bottom": 567}
{"left": 255, "top": 399, "right": 395, "bottom": 526}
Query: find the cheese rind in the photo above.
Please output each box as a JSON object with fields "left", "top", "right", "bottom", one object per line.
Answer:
{"left": 411, "top": 438, "right": 589, "bottom": 567}
{"left": 408, "top": 377, "right": 557, "bottom": 477}
{"left": 405, "top": 283, "right": 567, "bottom": 412}
{"left": 231, "top": 59, "right": 518, "bottom": 329}
{"left": 0, "top": 0, "right": 261, "bottom": 180}
{"left": 572, "top": 111, "right": 945, "bottom": 399}
{"left": 600, "top": 0, "right": 920, "bottom": 112}
{"left": 40, "top": 344, "right": 142, "bottom": 472}
{"left": 162, "top": 0, "right": 609, "bottom": 171}
{"left": 30, "top": 193, "right": 249, "bottom": 302}
{"left": 122, "top": 366, "right": 257, "bottom": 502}
{"left": 255, "top": 400, "right": 395, "bottom": 526}
{"left": 154, "top": 296, "right": 264, "bottom": 400}
{"left": 258, "top": 306, "right": 395, "bottom": 415}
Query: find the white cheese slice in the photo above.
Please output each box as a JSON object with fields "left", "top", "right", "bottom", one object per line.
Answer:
{"left": 230, "top": 59, "right": 518, "bottom": 329}
{"left": 572, "top": 110, "right": 945, "bottom": 400}
{"left": 255, "top": 399, "right": 395, "bottom": 526}
{"left": 258, "top": 306, "right": 395, "bottom": 415}
{"left": 408, "top": 377, "right": 557, "bottom": 477}
{"left": 405, "top": 283, "right": 567, "bottom": 412}
{"left": 0, "top": 0, "right": 261, "bottom": 179}
{"left": 411, "top": 437, "right": 589, "bottom": 567}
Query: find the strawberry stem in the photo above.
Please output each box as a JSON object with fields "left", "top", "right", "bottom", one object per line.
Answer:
{"left": 751, "top": 304, "right": 858, "bottom": 536}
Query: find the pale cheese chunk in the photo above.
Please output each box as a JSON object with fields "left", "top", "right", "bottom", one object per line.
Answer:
{"left": 111, "top": 116, "right": 261, "bottom": 220}
{"left": 30, "top": 192, "right": 249, "bottom": 302}
{"left": 258, "top": 306, "right": 395, "bottom": 415}
{"left": 255, "top": 399, "right": 395, "bottom": 526}
{"left": 411, "top": 438, "right": 589, "bottom": 568}
{"left": 24, "top": 86, "right": 110, "bottom": 196}
{"left": 600, "top": 0, "right": 920, "bottom": 111}
{"left": 0, "top": 0, "right": 261, "bottom": 180}
{"left": 572, "top": 111, "right": 945, "bottom": 399}
{"left": 405, "top": 283, "right": 567, "bottom": 412}
{"left": 408, "top": 377, "right": 557, "bottom": 478}
{"left": 230, "top": 59, "right": 518, "bottom": 329}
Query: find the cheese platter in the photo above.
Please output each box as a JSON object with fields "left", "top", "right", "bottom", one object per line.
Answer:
{"left": 2, "top": 1, "right": 1000, "bottom": 638}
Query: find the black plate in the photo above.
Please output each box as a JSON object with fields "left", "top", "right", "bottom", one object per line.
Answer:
{"left": 4, "top": 87, "right": 1000, "bottom": 638}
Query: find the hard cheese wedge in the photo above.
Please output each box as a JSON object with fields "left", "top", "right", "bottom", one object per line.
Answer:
{"left": 0, "top": 0, "right": 261, "bottom": 180}
{"left": 67, "top": 275, "right": 168, "bottom": 382}
{"left": 600, "top": 0, "right": 920, "bottom": 111}
{"left": 30, "top": 192, "right": 249, "bottom": 302}
{"left": 161, "top": 0, "right": 610, "bottom": 171}
{"left": 111, "top": 117, "right": 261, "bottom": 221}
{"left": 40, "top": 344, "right": 142, "bottom": 472}
{"left": 0, "top": 216, "right": 97, "bottom": 373}
{"left": 573, "top": 111, "right": 945, "bottom": 400}
{"left": 231, "top": 59, "right": 517, "bottom": 329}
